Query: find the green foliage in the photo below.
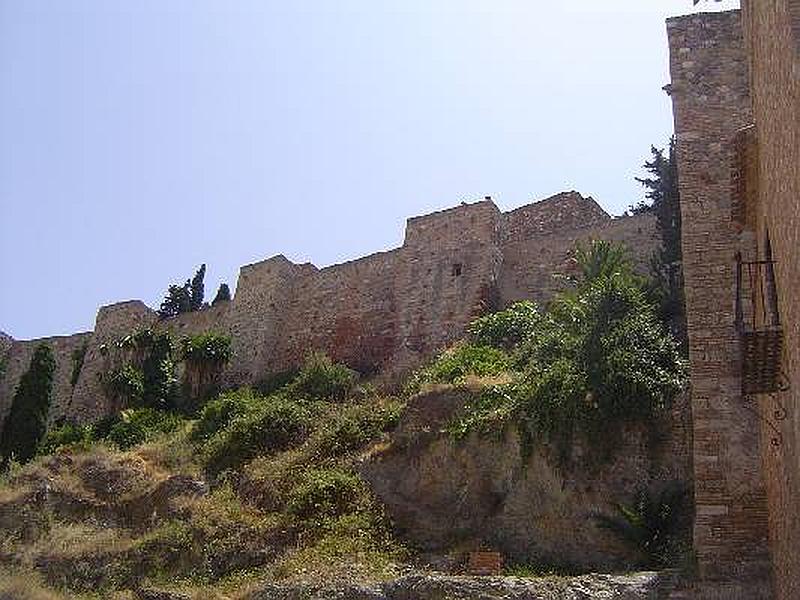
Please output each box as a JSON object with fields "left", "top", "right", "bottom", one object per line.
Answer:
{"left": 286, "top": 352, "right": 357, "bottom": 402}
{"left": 407, "top": 343, "right": 510, "bottom": 394}
{"left": 38, "top": 422, "right": 93, "bottom": 455}
{"left": 310, "top": 400, "right": 403, "bottom": 459}
{"left": 203, "top": 398, "right": 311, "bottom": 476}
{"left": 593, "top": 482, "right": 690, "bottom": 568}
{"left": 640, "top": 140, "right": 686, "bottom": 344}
{"left": 212, "top": 283, "right": 231, "bottom": 305}
{"left": 106, "top": 330, "right": 179, "bottom": 411}
{"left": 449, "top": 241, "right": 686, "bottom": 460}
{"left": 286, "top": 468, "right": 364, "bottom": 521}
{"left": 1, "top": 344, "right": 56, "bottom": 463}
{"left": 190, "top": 263, "right": 206, "bottom": 312}
{"left": 255, "top": 368, "right": 299, "bottom": 396}
{"left": 180, "top": 332, "right": 232, "bottom": 367}
{"left": 180, "top": 332, "right": 232, "bottom": 408}
{"left": 573, "top": 239, "right": 637, "bottom": 287}
{"left": 158, "top": 264, "right": 207, "bottom": 318}
{"left": 141, "top": 332, "right": 179, "bottom": 409}
{"left": 158, "top": 284, "right": 192, "bottom": 319}
{"left": 105, "top": 364, "right": 145, "bottom": 408}
{"left": 69, "top": 342, "right": 88, "bottom": 387}
{"left": 190, "top": 387, "right": 261, "bottom": 444}
{"left": 467, "top": 301, "right": 541, "bottom": 350}
{"left": 105, "top": 408, "right": 185, "bottom": 450}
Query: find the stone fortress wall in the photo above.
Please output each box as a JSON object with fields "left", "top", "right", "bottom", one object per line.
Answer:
{"left": 0, "top": 192, "right": 657, "bottom": 432}
{"left": 668, "top": 4, "right": 799, "bottom": 598}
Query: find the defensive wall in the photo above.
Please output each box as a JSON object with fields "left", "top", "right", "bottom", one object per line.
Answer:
{"left": 668, "top": 4, "right": 799, "bottom": 598}
{"left": 737, "top": 2, "right": 799, "bottom": 599}
{"left": 0, "top": 192, "right": 657, "bottom": 431}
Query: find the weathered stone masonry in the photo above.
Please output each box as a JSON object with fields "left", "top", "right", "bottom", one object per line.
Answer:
{"left": 0, "top": 192, "right": 656, "bottom": 430}
{"left": 668, "top": 4, "right": 799, "bottom": 598}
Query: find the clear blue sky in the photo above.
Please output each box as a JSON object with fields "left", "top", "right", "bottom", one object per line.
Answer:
{"left": 0, "top": 0, "right": 739, "bottom": 340}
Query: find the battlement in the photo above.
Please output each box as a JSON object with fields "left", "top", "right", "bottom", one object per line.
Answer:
{"left": 1, "top": 191, "right": 660, "bottom": 427}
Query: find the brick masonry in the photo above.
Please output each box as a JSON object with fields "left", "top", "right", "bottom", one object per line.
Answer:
{"left": 667, "top": 9, "right": 773, "bottom": 598}
{"left": 738, "top": 2, "right": 800, "bottom": 599}
{"left": 0, "top": 192, "right": 657, "bottom": 431}
{"left": 668, "top": 5, "right": 800, "bottom": 598}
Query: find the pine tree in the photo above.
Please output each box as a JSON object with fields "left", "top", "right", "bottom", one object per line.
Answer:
{"left": 190, "top": 264, "right": 206, "bottom": 311}
{"left": 0, "top": 344, "right": 56, "bottom": 463}
{"left": 158, "top": 282, "right": 192, "bottom": 318}
{"left": 212, "top": 283, "right": 232, "bottom": 305}
{"left": 636, "top": 138, "right": 686, "bottom": 346}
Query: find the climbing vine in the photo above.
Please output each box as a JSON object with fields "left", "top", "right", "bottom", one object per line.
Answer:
{"left": 180, "top": 332, "right": 232, "bottom": 405}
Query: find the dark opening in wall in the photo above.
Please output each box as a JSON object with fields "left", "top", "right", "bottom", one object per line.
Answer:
{"left": 451, "top": 263, "right": 463, "bottom": 277}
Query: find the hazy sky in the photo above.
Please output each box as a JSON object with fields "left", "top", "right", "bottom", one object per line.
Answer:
{"left": 1, "top": 0, "right": 739, "bottom": 340}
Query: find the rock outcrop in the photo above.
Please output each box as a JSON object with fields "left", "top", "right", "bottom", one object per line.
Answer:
{"left": 361, "top": 388, "right": 691, "bottom": 570}
{"left": 245, "top": 572, "right": 676, "bottom": 600}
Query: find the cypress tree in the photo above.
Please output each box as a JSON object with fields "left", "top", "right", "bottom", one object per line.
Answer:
{"left": 0, "top": 344, "right": 56, "bottom": 463}
{"left": 190, "top": 264, "right": 206, "bottom": 311}
{"left": 212, "top": 283, "right": 231, "bottom": 305}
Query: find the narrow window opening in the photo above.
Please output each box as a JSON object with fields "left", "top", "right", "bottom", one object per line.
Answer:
{"left": 452, "top": 263, "right": 463, "bottom": 277}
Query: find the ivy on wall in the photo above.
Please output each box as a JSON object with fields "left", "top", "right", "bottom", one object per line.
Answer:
{"left": 180, "top": 332, "right": 232, "bottom": 406}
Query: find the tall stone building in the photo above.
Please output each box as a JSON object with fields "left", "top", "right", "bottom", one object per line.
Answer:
{"left": 667, "top": 3, "right": 799, "bottom": 599}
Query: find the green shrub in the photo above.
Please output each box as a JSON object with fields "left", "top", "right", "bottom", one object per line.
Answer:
{"left": 1, "top": 344, "right": 56, "bottom": 463}
{"left": 467, "top": 301, "right": 541, "bottom": 350}
{"left": 38, "top": 422, "right": 93, "bottom": 455}
{"left": 255, "top": 369, "right": 299, "bottom": 396}
{"left": 105, "top": 364, "right": 145, "bottom": 409}
{"left": 191, "top": 387, "right": 261, "bottom": 444}
{"left": 311, "top": 400, "right": 403, "bottom": 459}
{"left": 287, "top": 353, "right": 357, "bottom": 402}
{"left": 180, "top": 332, "right": 232, "bottom": 407}
{"left": 593, "top": 482, "right": 690, "bottom": 568}
{"left": 287, "top": 468, "right": 364, "bottom": 521}
{"left": 105, "top": 408, "right": 185, "bottom": 450}
{"left": 140, "top": 332, "right": 179, "bottom": 410}
{"left": 449, "top": 252, "right": 686, "bottom": 460}
{"left": 203, "top": 398, "right": 311, "bottom": 476}
{"left": 407, "top": 343, "right": 510, "bottom": 393}
{"left": 179, "top": 332, "right": 232, "bottom": 367}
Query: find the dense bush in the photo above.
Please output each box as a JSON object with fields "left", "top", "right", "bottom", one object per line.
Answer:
{"left": 190, "top": 387, "right": 261, "bottom": 444}
{"left": 38, "top": 422, "right": 93, "bottom": 455}
{"left": 105, "top": 364, "right": 145, "bottom": 409}
{"left": 1, "top": 344, "right": 56, "bottom": 463}
{"left": 203, "top": 398, "right": 311, "bottom": 476}
{"left": 287, "top": 353, "right": 357, "bottom": 402}
{"left": 468, "top": 301, "right": 541, "bottom": 350}
{"left": 105, "top": 408, "right": 185, "bottom": 450}
{"left": 180, "top": 332, "right": 232, "bottom": 366}
{"left": 140, "top": 332, "right": 179, "bottom": 409}
{"left": 310, "top": 400, "right": 403, "bottom": 459}
{"left": 407, "top": 343, "right": 510, "bottom": 394}
{"left": 255, "top": 368, "right": 299, "bottom": 396}
{"left": 448, "top": 240, "right": 686, "bottom": 459}
{"left": 287, "top": 468, "right": 364, "bottom": 521}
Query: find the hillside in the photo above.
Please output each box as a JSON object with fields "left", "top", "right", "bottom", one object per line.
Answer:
{"left": 0, "top": 242, "right": 690, "bottom": 599}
